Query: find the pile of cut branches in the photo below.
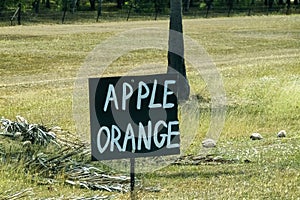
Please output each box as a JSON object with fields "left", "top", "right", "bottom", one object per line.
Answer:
{"left": 0, "top": 116, "right": 130, "bottom": 196}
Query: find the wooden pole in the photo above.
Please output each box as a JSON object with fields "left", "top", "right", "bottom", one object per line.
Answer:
{"left": 130, "top": 158, "right": 136, "bottom": 199}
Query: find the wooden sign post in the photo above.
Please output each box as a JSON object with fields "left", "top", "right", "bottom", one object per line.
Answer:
{"left": 130, "top": 157, "right": 135, "bottom": 198}
{"left": 89, "top": 74, "right": 180, "bottom": 196}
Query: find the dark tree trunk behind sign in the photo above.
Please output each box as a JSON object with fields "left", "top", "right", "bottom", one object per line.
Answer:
{"left": 167, "top": 0, "right": 189, "bottom": 101}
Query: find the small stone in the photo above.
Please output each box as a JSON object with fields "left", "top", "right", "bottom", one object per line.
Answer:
{"left": 202, "top": 139, "right": 216, "bottom": 148}
{"left": 212, "top": 156, "right": 223, "bottom": 161}
{"left": 250, "top": 133, "right": 263, "bottom": 140}
{"left": 277, "top": 130, "right": 287, "bottom": 138}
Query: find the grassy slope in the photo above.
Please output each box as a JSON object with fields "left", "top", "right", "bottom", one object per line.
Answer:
{"left": 0, "top": 15, "right": 299, "bottom": 199}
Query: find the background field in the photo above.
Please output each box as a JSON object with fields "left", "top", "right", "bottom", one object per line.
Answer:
{"left": 0, "top": 15, "right": 299, "bottom": 199}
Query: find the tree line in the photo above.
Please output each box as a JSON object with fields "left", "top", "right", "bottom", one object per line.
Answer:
{"left": 0, "top": 0, "right": 299, "bottom": 21}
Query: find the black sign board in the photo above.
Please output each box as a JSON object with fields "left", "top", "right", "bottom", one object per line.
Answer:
{"left": 89, "top": 74, "right": 180, "bottom": 161}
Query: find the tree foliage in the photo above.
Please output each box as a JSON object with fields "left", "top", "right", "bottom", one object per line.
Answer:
{"left": 0, "top": 0, "right": 298, "bottom": 19}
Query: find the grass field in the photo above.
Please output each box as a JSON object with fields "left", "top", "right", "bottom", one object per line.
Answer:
{"left": 0, "top": 15, "right": 299, "bottom": 199}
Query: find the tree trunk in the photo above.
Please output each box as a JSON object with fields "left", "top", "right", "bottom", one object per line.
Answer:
{"left": 248, "top": 0, "right": 255, "bottom": 16}
{"left": 117, "top": 0, "right": 124, "bottom": 8}
{"left": 167, "top": 0, "right": 189, "bottom": 101}
{"left": 268, "top": 0, "right": 274, "bottom": 9}
{"left": 205, "top": 0, "right": 213, "bottom": 18}
{"left": 62, "top": 0, "right": 68, "bottom": 23}
{"left": 97, "top": 0, "right": 102, "bottom": 22}
{"left": 45, "top": 0, "right": 50, "bottom": 8}
{"left": 154, "top": 0, "right": 161, "bottom": 20}
{"left": 90, "top": 0, "right": 96, "bottom": 10}
{"left": 227, "top": 0, "right": 233, "bottom": 16}
{"left": 32, "top": 0, "right": 40, "bottom": 14}
{"left": 286, "top": 0, "right": 291, "bottom": 14}
{"left": 184, "top": 0, "right": 191, "bottom": 12}
{"left": 17, "top": 3, "right": 21, "bottom": 25}
{"left": 0, "top": 1, "right": 4, "bottom": 16}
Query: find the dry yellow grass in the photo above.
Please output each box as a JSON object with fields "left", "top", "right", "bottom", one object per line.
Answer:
{"left": 0, "top": 15, "right": 299, "bottom": 199}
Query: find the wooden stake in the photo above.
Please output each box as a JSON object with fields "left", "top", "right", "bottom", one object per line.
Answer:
{"left": 130, "top": 158, "right": 136, "bottom": 199}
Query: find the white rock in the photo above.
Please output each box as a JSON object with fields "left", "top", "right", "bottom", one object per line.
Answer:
{"left": 202, "top": 139, "right": 216, "bottom": 148}
{"left": 250, "top": 133, "right": 263, "bottom": 140}
{"left": 277, "top": 130, "right": 287, "bottom": 138}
